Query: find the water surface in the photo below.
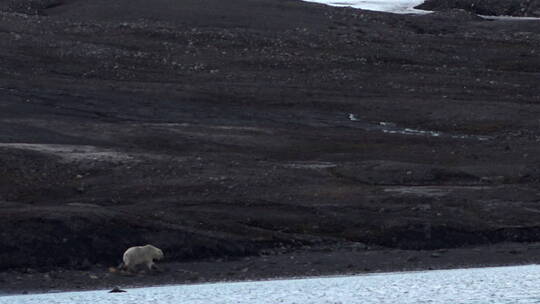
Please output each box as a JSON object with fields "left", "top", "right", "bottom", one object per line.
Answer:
{"left": 2, "top": 265, "right": 540, "bottom": 303}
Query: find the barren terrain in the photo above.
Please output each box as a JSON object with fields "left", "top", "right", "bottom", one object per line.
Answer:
{"left": 1, "top": 0, "right": 540, "bottom": 294}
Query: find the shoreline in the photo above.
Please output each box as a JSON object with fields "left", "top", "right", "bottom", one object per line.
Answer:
{"left": 2, "top": 242, "right": 540, "bottom": 296}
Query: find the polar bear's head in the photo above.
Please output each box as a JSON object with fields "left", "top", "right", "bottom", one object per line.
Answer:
{"left": 145, "top": 244, "right": 164, "bottom": 260}
{"left": 155, "top": 248, "right": 164, "bottom": 260}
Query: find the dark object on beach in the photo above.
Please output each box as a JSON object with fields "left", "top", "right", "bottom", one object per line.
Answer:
{"left": 109, "top": 286, "right": 127, "bottom": 293}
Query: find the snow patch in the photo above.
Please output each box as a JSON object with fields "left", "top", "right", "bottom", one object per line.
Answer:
{"left": 0, "top": 143, "right": 133, "bottom": 163}
{"left": 480, "top": 15, "right": 540, "bottom": 21}
{"left": 304, "top": 0, "right": 430, "bottom": 14}
{"left": 384, "top": 185, "right": 486, "bottom": 197}
{"left": 304, "top": 0, "right": 540, "bottom": 19}
{"left": 285, "top": 161, "right": 337, "bottom": 169}
{"left": 347, "top": 114, "right": 492, "bottom": 141}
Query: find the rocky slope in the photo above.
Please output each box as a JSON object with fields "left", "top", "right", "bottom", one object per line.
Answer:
{"left": 0, "top": 0, "right": 540, "bottom": 273}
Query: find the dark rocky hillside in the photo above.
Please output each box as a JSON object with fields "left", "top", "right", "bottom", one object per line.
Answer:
{"left": 1, "top": 0, "right": 540, "bottom": 276}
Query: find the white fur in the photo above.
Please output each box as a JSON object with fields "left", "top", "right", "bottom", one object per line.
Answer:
{"left": 122, "top": 244, "right": 164, "bottom": 272}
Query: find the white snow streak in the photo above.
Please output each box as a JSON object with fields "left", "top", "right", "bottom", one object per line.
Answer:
{"left": 304, "top": 0, "right": 540, "bottom": 19}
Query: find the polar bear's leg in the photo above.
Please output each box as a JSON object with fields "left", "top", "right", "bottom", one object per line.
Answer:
{"left": 124, "top": 255, "right": 138, "bottom": 273}
{"left": 125, "top": 262, "right": 136, "bottom": 273}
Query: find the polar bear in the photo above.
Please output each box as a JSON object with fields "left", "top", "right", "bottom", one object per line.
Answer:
{"left": 119, "top": 244, "right": 164, "bottom": 272}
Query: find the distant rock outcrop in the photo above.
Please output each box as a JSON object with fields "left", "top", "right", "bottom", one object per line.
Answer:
{"left": 416, "top": 0, "right": 540, "bottom": 17}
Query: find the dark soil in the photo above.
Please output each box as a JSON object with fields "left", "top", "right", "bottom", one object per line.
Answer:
{"left": 1, "top": 0, "right": 540, "bottom": 294}
{"left": 417, "top": 0, "right": 540, "bottom": 17}
{"left": 3, "top": 242, "right": 540, "bottom": 295}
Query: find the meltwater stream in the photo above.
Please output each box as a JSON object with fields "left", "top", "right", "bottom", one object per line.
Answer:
{"left": 2, "top": 265, "right": 540, "bottom": 303}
